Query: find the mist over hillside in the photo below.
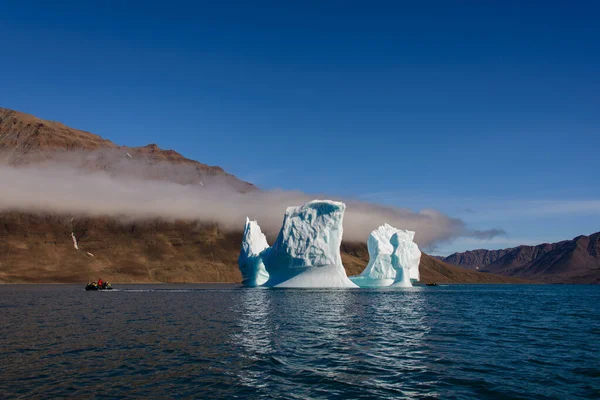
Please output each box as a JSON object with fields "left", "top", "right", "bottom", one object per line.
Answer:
{"left": 0, "top": 107, "right": 501, "bottom": 248}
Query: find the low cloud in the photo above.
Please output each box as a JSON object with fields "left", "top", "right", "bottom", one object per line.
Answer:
{"left": 470, "top": 228, "right": 506, "bottom": 240}
{"left": 0, "top": 150, "right": 503, "bottom": 247}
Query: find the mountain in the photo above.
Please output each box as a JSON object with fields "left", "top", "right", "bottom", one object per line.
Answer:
{"left": 442, "top": 248, "right": 514, "bottom": 267}
{"left": 0, "top": 107, "right": 531, "bottom": 284}
{"left": 0, "top": 107, "right": 114, "bottom": 152}
{"left": 441, "top": 232, "right": 600, "bottom": 284}
{"left": 0, "top": 107, "right": 256, "bottom": 192}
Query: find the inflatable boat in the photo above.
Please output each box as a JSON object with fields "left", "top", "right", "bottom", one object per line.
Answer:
{"left": 85, "top": 282, "right": 113, "bottom": 291}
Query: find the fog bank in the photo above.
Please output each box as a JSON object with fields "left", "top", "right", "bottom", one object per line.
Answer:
{"left": 0, "top": 157, "right": 501, "bottom": 248}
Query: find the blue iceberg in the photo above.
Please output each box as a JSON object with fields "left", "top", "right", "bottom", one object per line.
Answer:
{"left": 238, "top": 200, "right": 357, "bottom": 288}
{"left": 350, "top": 224, "right": 421, "bottom": 287}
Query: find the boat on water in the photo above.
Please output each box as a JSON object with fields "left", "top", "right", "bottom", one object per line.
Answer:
{"left": 85, "top": 281, "right": 113, "bottom": 291}
{"left": 426, "top": 282, "right": 438, "bottom": 287}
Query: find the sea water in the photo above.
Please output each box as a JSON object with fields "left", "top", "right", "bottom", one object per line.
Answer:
{"left": 1, "top": 284, "right": 598, "bottom": 398}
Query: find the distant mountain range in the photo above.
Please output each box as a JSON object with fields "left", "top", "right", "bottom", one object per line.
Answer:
{"left": 440, "top": 232, "right": 600, "bottom": 284}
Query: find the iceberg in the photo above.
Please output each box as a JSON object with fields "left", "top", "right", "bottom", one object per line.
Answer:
{"left": 238, "top": 200, "right": 358, "bottom": 288}
{"left": 349, "top": 223, "right": 397, "bottom": 287}
{"left": 237, "top": 202, "right": 421, "bottom": 289}
{"left": 389, "top": 232, "right": 421, "bottom": 287}
{"left": 350, "top": 223, "right": 421, "bottom": 287}
{"left": 238, "top": 217, "right": 270, "bottom": 287}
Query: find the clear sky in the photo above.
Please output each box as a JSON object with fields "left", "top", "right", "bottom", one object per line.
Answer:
{"left": 1, "top": 1, "right": 599, "bottom": 254}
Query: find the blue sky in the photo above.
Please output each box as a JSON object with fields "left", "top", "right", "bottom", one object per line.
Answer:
{"left": 1, "top": 1, "right": 599, "bottom": 254}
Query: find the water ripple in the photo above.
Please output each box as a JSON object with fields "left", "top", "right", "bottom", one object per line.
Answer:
{"left": 0, "top": 284, "right": 599, "bottom": 399}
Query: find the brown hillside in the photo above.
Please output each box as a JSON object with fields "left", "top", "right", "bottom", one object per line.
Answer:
{"left": 0, "top": 107, "right": 255, "bottom": 191}
{"left": 0, "top": 108, "right": 115, "bottom": 154}
{"left": 0, "top": 213, "right": 242, "bottom": 284}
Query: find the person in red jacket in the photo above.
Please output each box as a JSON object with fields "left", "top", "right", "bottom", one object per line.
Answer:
{"left": 98, "top": 278, "right": 103, "bottom": 288}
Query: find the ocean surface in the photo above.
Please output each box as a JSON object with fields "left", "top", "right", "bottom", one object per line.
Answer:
{"left": 1, "top": 284, "right": 599, "bottom": 399}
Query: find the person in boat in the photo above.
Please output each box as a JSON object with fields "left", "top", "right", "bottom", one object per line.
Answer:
{"left": 98, "top": 278, "right": 103, "bottom": 288}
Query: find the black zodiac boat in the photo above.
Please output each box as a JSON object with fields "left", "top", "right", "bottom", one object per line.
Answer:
{"left": 85, "top": 281, "right": 113, "bottom": 291}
